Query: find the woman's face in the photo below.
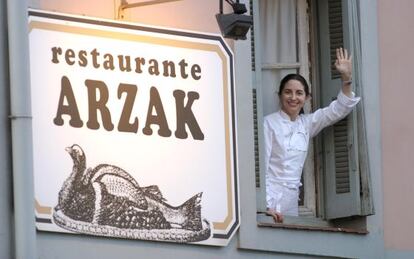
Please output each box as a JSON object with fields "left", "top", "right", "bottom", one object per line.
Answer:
{"left": 279, "top": 79, "right": 308, "bottom": 120}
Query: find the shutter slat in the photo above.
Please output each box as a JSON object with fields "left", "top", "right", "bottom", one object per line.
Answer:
{"left": 335, "top": 142, "right": 347, "bottom": 148}
{"left": 336, "top": 172, "right": 350, "bottom": 177}
{"left": 335, "top": 136, "right": 347, "bottom": 142}
{"left": 334, "top": 146, "right": 347, "bottom": 153}
{"left": 335, "top": 151, "right": 347, "bottom": 155}
{"left": 336, "top": 178, "right": 350, "bottom": 184}
{"left": 337, "top": 184, "right": 350, "bottom": 189}
{"left": 335, "top": 162, "right": 349, "bottom": 168}
{"left": 336, "top": 170, "right": 350, "bottom": 175}
{"left": 335, "top": 156, "right": 348, "bottom": 163}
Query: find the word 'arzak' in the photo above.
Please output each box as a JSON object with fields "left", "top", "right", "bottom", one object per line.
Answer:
{"left": 53, "top": 76, "right": 204, "bottom": 140}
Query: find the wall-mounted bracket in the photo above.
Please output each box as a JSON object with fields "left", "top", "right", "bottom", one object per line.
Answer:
{"left": 116, "top": 0, "right": 183, "bottom": 20}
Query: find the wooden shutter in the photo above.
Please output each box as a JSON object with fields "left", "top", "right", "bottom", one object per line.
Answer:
{"left": 348, "top": 0, "right": 375, "bottom": 216}
{"left": 317, "top": 0, "right": 361, "bottom": 219}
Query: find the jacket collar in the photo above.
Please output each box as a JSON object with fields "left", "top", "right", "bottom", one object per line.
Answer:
{"left": 279, "top": 109, "right": 296, "bottom": 122}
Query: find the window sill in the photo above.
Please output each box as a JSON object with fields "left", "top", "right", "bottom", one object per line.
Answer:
{"left": 257, "top": 213, "right": 368, "bottom": 234}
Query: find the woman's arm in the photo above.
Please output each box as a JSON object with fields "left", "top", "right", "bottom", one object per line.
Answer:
{"left": 335, "top": 47, "right": 353, "bottom": 97}
{"left": 307, "top": 91, "right": 360, "bottom": 137}
{"left": 306, "top": 48, "right": 360, "bottom": 137}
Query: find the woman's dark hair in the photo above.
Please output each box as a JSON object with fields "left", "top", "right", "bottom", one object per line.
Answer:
{"left": 278, "top": 73, "right": 310, "bottom": 96}
{"left": 278, "top": 74, "right": 310, "bottom": 114}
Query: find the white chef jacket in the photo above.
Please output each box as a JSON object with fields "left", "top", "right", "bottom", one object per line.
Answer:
{"left": 264, "top": 90, "right": 360, "bottom": 213}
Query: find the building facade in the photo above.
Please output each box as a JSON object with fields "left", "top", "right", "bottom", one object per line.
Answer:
{"left": 0, "top": 0, "right": 413, "bottom": 258}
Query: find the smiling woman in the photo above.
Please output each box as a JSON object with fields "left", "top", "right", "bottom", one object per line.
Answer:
{"left": 264, "top": 48, "right": 360, "bottom": 223}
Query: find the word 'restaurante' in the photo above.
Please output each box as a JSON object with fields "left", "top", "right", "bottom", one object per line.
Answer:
{"left": 50, "top": 46, "right": 202, "bottom": 80}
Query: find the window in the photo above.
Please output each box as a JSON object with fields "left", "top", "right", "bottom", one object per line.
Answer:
{"left": 239, "top": 0, "right": 380, "bottom": 257}
{"left": 252, "top": 0, "right": 374, "bottom": 227}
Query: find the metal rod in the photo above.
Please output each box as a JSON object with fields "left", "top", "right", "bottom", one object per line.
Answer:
{"left": 120, "top": 0, "right": 183, "bottom": 10}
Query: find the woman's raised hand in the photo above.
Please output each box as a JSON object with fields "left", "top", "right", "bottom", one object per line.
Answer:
{"left": 334, "top": 47, "right": 352, "bottom": 81}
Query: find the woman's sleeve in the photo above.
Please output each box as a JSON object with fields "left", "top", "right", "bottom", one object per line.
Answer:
{"left": 263, "top": 117, "right": 272, "bottom": 177}
{"left": 307, "top": 90, "right": 360, "bottom": 137}
{"left": 263, "top": 117, "right": 274, "bottom": 210}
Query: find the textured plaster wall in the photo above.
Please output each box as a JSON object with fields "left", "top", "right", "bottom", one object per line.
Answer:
{"left": 378, "top": 0, "right": 414, "bottom": 251}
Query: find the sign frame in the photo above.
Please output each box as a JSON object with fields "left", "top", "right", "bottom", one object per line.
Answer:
{"left": 29, "top": 9, "right": 239, "bottom": 246}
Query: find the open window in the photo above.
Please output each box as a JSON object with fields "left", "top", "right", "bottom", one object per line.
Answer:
{"left": 252, "top": 0, "right": 374, "bottom": 228}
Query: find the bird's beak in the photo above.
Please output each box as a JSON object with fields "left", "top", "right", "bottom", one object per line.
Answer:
{"left": 65, "top": 146, "right": 72, "bottom": 152}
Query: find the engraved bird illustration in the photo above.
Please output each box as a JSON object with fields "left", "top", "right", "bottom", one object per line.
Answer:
{"left": 54, "top": 144, "right": 207, "bottom": 237}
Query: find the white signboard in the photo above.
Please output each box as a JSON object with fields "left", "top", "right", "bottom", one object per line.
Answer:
{"left": 29, "top": 10, "right": 238, "bottom": 246}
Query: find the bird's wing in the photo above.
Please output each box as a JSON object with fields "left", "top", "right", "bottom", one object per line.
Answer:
{"left": 94, "top": 170, "right": 148, "bottom": 210}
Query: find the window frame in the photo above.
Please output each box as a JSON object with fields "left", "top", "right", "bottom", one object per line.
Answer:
{"left": 253, "top": 0, "right": 317, "bottom": 218}
{"left": 237, "top": 0, "right": 383, "bottom": 257}
{"left": 254, "top": 0, "right": 374, "bottom": 224}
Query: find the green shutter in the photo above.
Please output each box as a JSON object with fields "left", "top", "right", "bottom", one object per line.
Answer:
{"left": 348, "top": 0, "right": 375, "bottom": 216}
{"left": 317, "top": 0, "right": 362, "bottom": 219}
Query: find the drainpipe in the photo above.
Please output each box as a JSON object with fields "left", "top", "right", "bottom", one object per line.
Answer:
{"left": 0, "top": 0, "right": 12, "bottom": 258}
{"left": 6, "top": 0, "right": 37, "bottom": 258}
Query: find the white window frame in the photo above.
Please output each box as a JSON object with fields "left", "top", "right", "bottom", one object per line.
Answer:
{"left": 253, "top": 0, "right": 316, "bottom": 218}
{"left": 237, "top": 0, "right": 381, "bottom": 258}
{"left": 254, "top": 0, "right": 376, "bottom": 225}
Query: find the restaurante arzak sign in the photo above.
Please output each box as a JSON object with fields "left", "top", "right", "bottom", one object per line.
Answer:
{"left": 30, "top": 10, "right": 238, "bottom": 247}
{"left": 52, "top": 48, "right": 204, "bottom": 139}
